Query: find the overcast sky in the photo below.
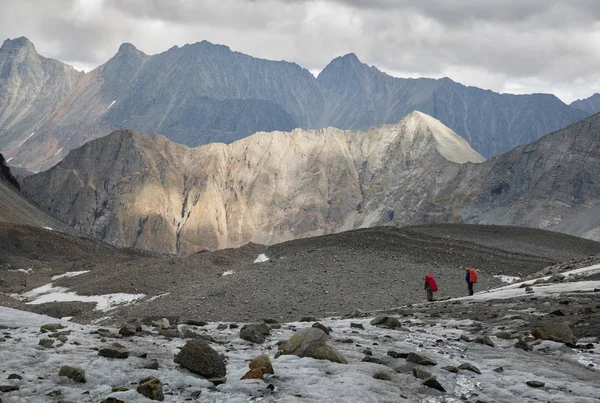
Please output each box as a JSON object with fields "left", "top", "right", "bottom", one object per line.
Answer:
{"left": 1, "top": 0, "right": 599, "bottom": 103}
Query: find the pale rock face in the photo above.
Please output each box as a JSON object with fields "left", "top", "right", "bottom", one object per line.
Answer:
{"left": 24, "top": 112, "right": 483, "bottom": 255}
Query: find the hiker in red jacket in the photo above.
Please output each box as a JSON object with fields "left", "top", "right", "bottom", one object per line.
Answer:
{"left": 466, "top": 267, "right": 478, "bottom": 295}
{"left": 424, "top": 274, "right": 438, "bottom": 301}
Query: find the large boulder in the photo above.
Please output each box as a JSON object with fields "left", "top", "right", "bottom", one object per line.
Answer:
{"left": 98, "top": 343, "right": 130, "bottom": 359}
{"left": 239, "top": 323, "right": 270, "bottom": 344}
{"left": 137, "top": 377, "right": 164, "bottom": 401}
{"left": 174, "top": 340, "right": 227, "bottom": 382}
{"left": 276, "top": 328, "right": 347, "bottom": 364}
{"left": 58, "top": 365, "right": 86, "bottom": 383}
{"left": 531, "top": 322, "right": 577, "bottom": 346}
{"left": 370, "top": 316, "right": 403, "bottom": 330}
{"left": 406, "top": 352, "right": 437, "bottom": 366}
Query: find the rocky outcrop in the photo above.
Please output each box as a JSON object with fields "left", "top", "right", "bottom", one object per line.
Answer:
{"left": 0, "top": 38, "right": 590, "bottom": 172}
{"left": 23, "top": 112, "right": 484, "bottom": 254}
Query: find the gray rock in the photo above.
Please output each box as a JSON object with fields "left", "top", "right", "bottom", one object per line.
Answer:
{"left": 474, "top": 336, "right": 495, "bottom": 347}
{"left": 174, "top": 340, "right": 227, "bottom": 380}
{"left": 144, "top": 359, "right": 160, "bottom": 370}
{"left": 98, "top": 343, "right": 129, "bottom": 359}
{"left": 276, "top": 328, "right": 347, "bottom": 364}
{"left": 442, "top": 366, "right": 459, "bottom": 373}
{"left": 387, "top": 351, "right": 408, "bottom": 359}
{"left": 526, "top": 380, "right": 545, "bottom": 388}
{"left": 412, "top": 368, "right": 433, "bottom": 380}
{"left": 119, "top": 324, "right": 137, "bottom": 337}
{"left": 58, "top": 366, "right": 86, "bottom": 383}
{"left": 531, "top": 322, "right": 577, "bottom": 346}
{"left": 370, "top": 316, "right": 403, "bottom": 330}
{"left": 158, "top": 328, "right": 181, "bottom": 338}
{"left": 514, "top": 338, "right": 533, "bottom": 351}
{"left": 458, "top": 363, "right": 481, "bottom": 374}
{"left": 40, "top": 323, "right": 65, "bottom": 333}
{"left": 7, "top": 374, "right": 21, "bottom": 380}
{"left": 137, "top": 377, "right": 164, "bottom": 401}
{"left": 38, "top": 338, "right": 54, "bottom": 348}
{"left": 312, "top": 322, "right": 332, "bottom": 335}
{"left": 239, "top": 323, "right": 271, "bottom": 344}
{"left": 406, "top": 352, "right": 437, "bottom": 366}
{"left": 0, "top": 385, "right": 19, "bottom": 392}
{"left": 422, "top": 377, "right": 446, "bottom": 392}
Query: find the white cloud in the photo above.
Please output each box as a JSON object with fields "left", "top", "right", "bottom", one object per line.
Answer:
{"left": 1, "top": 0, "right": 599, "bottom": 102}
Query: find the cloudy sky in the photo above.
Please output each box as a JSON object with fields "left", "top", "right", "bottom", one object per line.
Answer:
{"left": 1, "top": 0, "right": 599, "bottom": 103}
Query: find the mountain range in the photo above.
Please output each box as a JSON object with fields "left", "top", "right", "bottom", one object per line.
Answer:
{"left": 0, "top": 36, "right": 594, "bottom": 172}
{"left": 22, "top": 110, "right": 600, "bottom": 255}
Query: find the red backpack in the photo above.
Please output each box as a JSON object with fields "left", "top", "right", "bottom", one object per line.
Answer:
{"left": 469, "top": 268, "right": 478, "bottom": 283}
{"left": 425, "top": 274, "right": 438, "bottom": 292}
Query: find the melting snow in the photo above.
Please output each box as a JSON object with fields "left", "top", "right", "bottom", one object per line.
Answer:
{"left": 51, "top": 270, "right": 90, "bottom": 281}
{"left": 253, "top": 253, "right": 269, "bottom": 263}
{"left": 15, "top": 283, "right": 145, "bottom": 311}
{"left": 53, "top": 147, "right": 63, "bottom": 157}
{"left": 43, "top": 226, "right": 53, "bottom": 231}
{"left": 17, "top": 268, "right": 33, "bottom": 275}
{"left": 493, "top": 274, "right": 521, "bottom": 284}
{"left": 107, "top": 100, "right": 116, "bottom": 109}
{"left": 17, "top": 131, "right": 35, "bottom": 147}
{"left": 6, "top": 157, "right": 13, "bottom": 163}
{"left": 222, "top": 270, "right": 234, "bottom": 276}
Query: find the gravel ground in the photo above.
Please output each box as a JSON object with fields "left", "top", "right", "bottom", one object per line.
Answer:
{"left": 1, "top": 223, "right": 600, "bottom": 325}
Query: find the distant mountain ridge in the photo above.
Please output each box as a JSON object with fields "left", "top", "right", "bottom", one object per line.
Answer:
{"left": 0, "top": 37, "right": 592, "bottom": 171}
{"left": 23, "top": 111, "right": 485, "bottom": 255}
{"left": 571, "top": 93, "right": 600, "bottom": 115}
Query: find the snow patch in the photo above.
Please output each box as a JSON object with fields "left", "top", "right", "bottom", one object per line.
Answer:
{"left": 253, "top": 253, "right": 269, "bottom": 263}
{"left": 493, "top": 274, "right": 521, "bottom": 284}
{"left": 53, "top": 147, "right": 63, "bottom": 157}
{"left": 107, "top": 100, "right": 116, "bottom": 109}
{"left": 17, "top": 268, "right": 33, "bottom": 274}
{"left": 15, "top": 283, "right": 145, "bottom": 311}
{"left": 51, "top": 270, "right": 90, "bottom": 281}
{"left": 43, "top": 226, "right": 53, "bottom": 231}
{"left": 17, "top": 131, "right": 35, "bottom": 147}
{"left": 146, "top": 293, "right": 170, "bottom": 302}
{"left": 222, "top": 270, "right": 234, "bottom": 276}
{"left": 6, "top": 157, "right": 13, "bottom": 163}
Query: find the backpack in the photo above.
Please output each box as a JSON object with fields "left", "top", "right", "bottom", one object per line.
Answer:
{"left": 425, "top": 274, "right": 438, "bottom": 292}
{"left": 469, "top": 268, "right": 478, "bottom": 283}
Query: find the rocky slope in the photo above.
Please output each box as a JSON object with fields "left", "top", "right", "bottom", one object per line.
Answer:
{"left": 571, "top": 93, "right": 600, "bottom": 115}
{"left": 418, "top": 112, "right": 600, "bottom": 241}
{"left": 0, "top": 153, "right": 72, "bottom": 232}
{"left": 0, "top": 37, "right": 589, "bottom": 171}
{"left": 23, "top": 111, "right": 484, "bottom": 254}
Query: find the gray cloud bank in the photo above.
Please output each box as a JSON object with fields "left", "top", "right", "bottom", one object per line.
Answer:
{"left": 1, "top": 0, "right": 599, "bottom": 103}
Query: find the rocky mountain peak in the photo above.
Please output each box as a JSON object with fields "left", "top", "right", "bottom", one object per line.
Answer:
{"left": 0, "top": 36, "right": 37, "bottom": 54}
{"left": 117, "top": 42, "right": 142, "bottom": 55}
{"left": 399, "top": 111, "right": 486, "bottom": 164}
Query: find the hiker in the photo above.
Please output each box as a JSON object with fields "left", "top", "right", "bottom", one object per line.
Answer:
{"left": 424, "top": 274, "right": 438, "bottom": 301}
{"left": 465, "top": 267, "right": 478, "bottom": 295}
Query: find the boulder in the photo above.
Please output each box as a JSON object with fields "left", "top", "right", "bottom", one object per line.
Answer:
{"left": 387, "top": 350, "right": 408, "bottom": 359}
{"left": 40, "top": 323, "right": 65, "bottom": 333}
{"left": 406, "top": 352, "right": 437, "bottom": 366}
{"left": 370, "top": 315, "right": 403, "bottom": 329}
{"left": 241, "top": 368, "right": 265, "bottom": 380}
{"left": 98, "top": 343, "right": 129, "bottom": 359}
{"left": 514, "top": 338, "right": 533, "bottom": 351}
{"left": 137, "top": 377, "right": 164, "bottom": 401}
{"left": 119, "top": 324, "right": 137, "bottom": 337}
{"left": 38, "top": 338, "right": 54, "bottom": 348}
{"left": 422, "top": 377, "right": 445, "bottom": 392}
{"left": 249, "top": 354, "right": 274, "bottom": 375}
{"left": 144, "top": 359, "right": 160, "bottom": 370}
{"left": 101, "top": 399, "right": 124, "bottom": 403}
{"left": 239, "top": 323, "right": 271, "bottom": 344}
{"left": 442, "top": 366, "right": 459, "bottom": 373}
{"left": 276, "top": 328, "right": 347, "bottom": 364}
{"left": 526, "top": 380, "right": 545, "bottom": 388}
{"left": 531, "top": 322, "right": 577, "bottom": 346}
{"left": 474, "top": 336, "right": 495, "bottom": 347}
{"left": 174, "top": 340, "right": 227, "bottom": 381}
{"left": 58, "top": 366, "right": 86, "bottom": 383}
{"left": 412, "top": 368, "right": 432, "bottom": 380}
{"left": 158, "top": 328, "right": 181, "bottom": 338}
{"left": 312, "top": 322, "right": 332, "bottom": 335}
{"left": 0, "top": 385, "right": 19, "bottom": 392}
{"left": 458, "top": 363, "right": 481, "bottom": 374}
